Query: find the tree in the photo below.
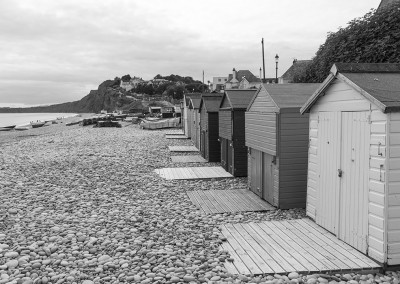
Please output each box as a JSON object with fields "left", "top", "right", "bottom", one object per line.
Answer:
{"left": 294, "top": 3, "right": 400, "bottom": 83}
{"left": 121, "top": 74, "right": 131, "bottom": 82}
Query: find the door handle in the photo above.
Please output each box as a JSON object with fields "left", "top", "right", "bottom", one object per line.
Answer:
{"left": 338, "top": 169, "right": 343, "bottom": 177}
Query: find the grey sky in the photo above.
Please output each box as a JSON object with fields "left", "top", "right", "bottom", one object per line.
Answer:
{"left": 0, "top": 0, "right": 380, "bottom": 106}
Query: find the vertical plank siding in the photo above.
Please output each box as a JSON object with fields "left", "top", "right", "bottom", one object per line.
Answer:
{"left": 339, "top": 111, "right": 370, "bottom": 254}
{"left": 306, "top": 79, "right": 387, "bottom": 264}
{"left": 200, "top": 107, "right": 207, "bottom": 159}
{"left": 387, "top": 112, "right": 400, "bottom": 265}
{"left": 278, "top": 109, "right": 309, "bottom": 209}
{"left": 233, "top": 111, "right": 248, "bottom": 177}
{"left": 187, "top": 109, "right": 193, "bottom": 138}
{"left": 219, "top": 110, "right": 232, "bottom": 140}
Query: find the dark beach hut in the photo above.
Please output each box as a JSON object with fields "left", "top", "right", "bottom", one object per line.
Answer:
{"left": 199, "top": 94, "right": 223, "bottom": 162}
{"left": 219, "top": 89, "right": 257, "bottom": 177}
{"left": 245, "top": 83, "right": 319, "bottom": 209}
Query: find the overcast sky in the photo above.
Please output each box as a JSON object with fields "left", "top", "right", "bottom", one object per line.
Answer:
{"left": 0, "top": 0, "right": 380, "bottom": 107}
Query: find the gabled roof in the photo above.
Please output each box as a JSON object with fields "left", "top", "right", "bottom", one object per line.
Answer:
{"left": 280, "top": 60, "right": 312, "bottom": 82}
{"left": 247, "top": 83, "right": 320, "bottom": 111}
{"left": 199, "top": 94, "right": 223, "bottom": 113}
{"left": 227, "top": 70, "right": 259, "bottom": 83}
{"left": 220, "top": 89, "right": 257, "bottom": 110}
{"left": 189, "top": 97, "right": 201, "bottom": 110}
{"left": 184, "top": 93, "right": 202, "bottom": 107}
{"left": 301, "top": 63, "right": 400, "bottom": 114}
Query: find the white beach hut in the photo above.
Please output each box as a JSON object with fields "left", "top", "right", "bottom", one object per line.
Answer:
{"left": 301, "top": 63, "right": 400, "bottom": 266}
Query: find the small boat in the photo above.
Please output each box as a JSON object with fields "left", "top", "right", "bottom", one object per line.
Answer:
{"left": 14, "top": 126, "right": 30, "bottom": 131}
{"left": 30, "top": 121, "right": 46, "bottom": 128}
{"left": 0, "top": 125, "right": 16, "bottom": 131}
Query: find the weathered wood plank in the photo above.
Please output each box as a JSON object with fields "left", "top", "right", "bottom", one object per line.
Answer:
{"left": 186, "top": 189, "right": 274, "bottom": 214}
{"left": 224, "top": 224, "right": 274, "bottom": 273}
{"left": 219, "top": 219, "right": 381, "bottom": 275}
{"left": 155, "top": 167, "right": 233, "bottom": 180}
{"left": 220, "top": 226, "right": 264, "bottom": 274}
{"left": 300, "top": 219, "right": 380, "bottom": 268}
{"left": 171, "top": 155, "right": 207, "bottom": 163}
{"left": 168, "top": 146, "right": 199, "bottom": 152}
{"left": 166, "top": 134, "right": 188, "bottom": 139}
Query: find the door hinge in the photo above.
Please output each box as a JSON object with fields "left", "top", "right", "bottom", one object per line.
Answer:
{"left": 367, "top": 115, "right": 372, "bottom": 124}
{"left": 338, "top": 169, "right": 343, "bottom": 177}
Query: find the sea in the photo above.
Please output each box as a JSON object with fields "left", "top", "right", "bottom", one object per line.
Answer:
{"left": 0, "top": 113, "right": 77, "bottom": 127}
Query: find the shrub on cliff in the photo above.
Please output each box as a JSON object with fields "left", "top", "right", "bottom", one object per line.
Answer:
{"left": 294, "top": 2, "right": 400, "bottom": 82}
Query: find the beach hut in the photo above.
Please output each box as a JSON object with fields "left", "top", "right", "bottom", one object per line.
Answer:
{"left": 245, "top": 83, "right": 320, "bottom": 209}
{"left": 189, "top": 96, "right": 202, "bottom": 149}
{"left": 199, "top": 94, "right": 223, "bottom": 162}
{"left": 219, "top": 89, "right": 256, "bottom": 177}
{"left": 183, "top": 94, "right": 201, "bottom": 138}
{"left": 300, "top": 63, "right": 400, "bottom": 266}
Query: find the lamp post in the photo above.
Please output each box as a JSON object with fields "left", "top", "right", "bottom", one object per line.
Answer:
{"left": 275, "top": 54, "right": 279, "bottom": 83}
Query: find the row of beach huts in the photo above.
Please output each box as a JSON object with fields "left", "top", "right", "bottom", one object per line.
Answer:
{"left": 180, "top": 63, "right": 400, "bottom": 267}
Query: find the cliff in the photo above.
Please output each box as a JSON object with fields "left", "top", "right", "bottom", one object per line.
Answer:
{"left": 0, "top": 78, "right": 146, "bottom": 113}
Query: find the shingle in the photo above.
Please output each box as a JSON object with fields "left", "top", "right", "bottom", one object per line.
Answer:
{"left": 264, "top": 84, "right": 320, "bottom": 108}
{"left": 343, "top": 73, "right": 400, "bottom": 106}
{"left": 223, "top": 90, "right": 257, "bottom": 109}
{"left": 201, "top": 94, "right": 223, "bottom": 112}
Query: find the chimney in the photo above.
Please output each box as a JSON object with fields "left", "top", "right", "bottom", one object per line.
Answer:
{"left": 232, "top": 68, "right": 237, "bottom": 80}
{"left": 293, "top": 59, "right": 297, "bottom": 65}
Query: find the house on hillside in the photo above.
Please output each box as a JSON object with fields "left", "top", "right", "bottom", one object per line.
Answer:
{"left": 225, "top": 68, "right": 261, "bottom": 90}
{"left": 120, "top": 77, "right": 145, "bottom": 91}
{"left": 212, "top": 77, "right": 228, "bottom": 92}
{"left": 279, "top": 59, "right": 311, "bottom": 84}
{"left": 300, "top": 62, "right": 400, "bottom": 266}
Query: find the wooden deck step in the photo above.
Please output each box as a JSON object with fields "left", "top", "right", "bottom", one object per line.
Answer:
{"left": 187, "top": 188, "right": 274, "bottom": 214}
{"left": 220, "top": 218, "right": 382, "bottom": 275}
{"left": 166, "top": 134, "right": 188, "bottom": 139}
{"left": 165, "top": 130, "right": 184, "bottom": 135}
{"left": 171, "top": 155, "right": 207, "bottom": 163}
{"left": 168, "top": 146, "right": 199, "bottom": 152}
{"left": 155, "top": 166, "right": 233, "bottom": 180}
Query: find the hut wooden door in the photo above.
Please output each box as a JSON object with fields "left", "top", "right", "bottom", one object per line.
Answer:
{"left": 227, "top": 140, "right": 233, "bottom": 174}
{"left": 317, "top": 112, "right": 341, "bottom": 235}
{"left": 262, "top": 153, "right": 274, "bottom": 204}
{"left": 201, "top": 130, "right": 206, "bottom": 159}
{"left": 250, "top": 149, "right": 262, "bottom": 196}
{"left": 338, "top": 111, "right": 370, "bottom": 253}
{"left": 317, "top": 111, "right": 369, "bottom": 253}
{"left": 221, "top": 138, "right": 228, "bottom": 171}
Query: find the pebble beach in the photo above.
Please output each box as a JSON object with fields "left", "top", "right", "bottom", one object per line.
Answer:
{"left": 0, "top": 121, "right": 399, "bottom": 284}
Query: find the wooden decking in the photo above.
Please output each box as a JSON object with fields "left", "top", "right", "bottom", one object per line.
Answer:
{"left": 155, "top": 166, "right": 233, "bottom": 180}
{"left": 171, "top": 155, "right": 207, "bottom": 163}
{"left": 165, "top": 129, "right": 184, "bottom": 135}
{"left": 168, "top": 146, "right": 199, "bottom": 152}
{"left": 220, "top": 218, "right": 381, "bottom": 275}
{"left": 166, "top": 134, "right": 188, "bottom": 139}
{"left": 187, "top": 189, "right": 274, "bottom": 214}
